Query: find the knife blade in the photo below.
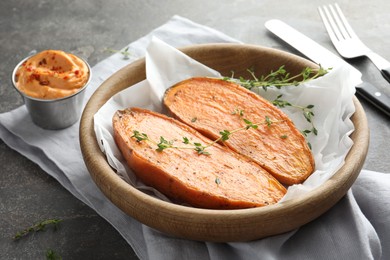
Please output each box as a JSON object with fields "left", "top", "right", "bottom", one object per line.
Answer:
{"left": 265, "top": 19, "right": 390, "bottom": 117}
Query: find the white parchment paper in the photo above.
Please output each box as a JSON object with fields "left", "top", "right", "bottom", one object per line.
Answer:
{"left": 94, "top": 37, "right": 361, "bottom": 202}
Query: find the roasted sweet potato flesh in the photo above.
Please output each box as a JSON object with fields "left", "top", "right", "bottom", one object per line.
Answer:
{"left": 164, "top": 77, "right": 315, "bottom": 185}
{"left": 113, "top": 107, "right": 286, "bottom": 209}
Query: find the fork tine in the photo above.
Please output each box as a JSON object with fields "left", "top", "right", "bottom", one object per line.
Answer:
{"left": 326, "top": 5, "right": 348, "bottom": 41}
{"left": 333, "top": 3, "right": 358, "bottom": 39}
{"left": 318, "top": 5, "right": 341, "bottom": 43}
{"left": 323, "top": 5, "right": 345, "bottom": 41}
{"left": 328, "top": 4, "right": 350, "bottom": 40}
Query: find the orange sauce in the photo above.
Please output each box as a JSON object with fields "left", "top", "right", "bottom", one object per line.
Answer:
{"left": 15, "top": 50, "right": 89, "bottom": 99}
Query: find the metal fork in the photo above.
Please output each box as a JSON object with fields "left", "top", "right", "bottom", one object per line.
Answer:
{"left": 318, "top": 3, "right": 390, "bottom": 83}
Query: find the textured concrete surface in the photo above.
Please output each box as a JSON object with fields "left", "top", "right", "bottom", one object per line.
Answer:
{"left": 1, "top": 0, "right": 389, "bottom": 259}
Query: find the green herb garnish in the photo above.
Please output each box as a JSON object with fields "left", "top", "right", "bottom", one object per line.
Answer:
{"left": 131, "top": 116, "right": 282, "bottom": 155}
{"left": 231, "top": 108, "right": 244, "bottom": 117}
{"left": 224, "top": 65, "right": 329, "bottom": 91}
{"left": 13, "top": 219, "right": 62, "bottom": 241}
{"left": 105, "top": 46, "right": 131, "bottom": 60}
{"left": 272, "top": 94, "right": 317, "bottom": 137}
{"left": 156, "top": 136, "right": 174, "bottom": 151}
{"left": 223, "top": 65, "right": 329, "bottom": 139}
{"left": 132, "top": 65, "right": 327, "bottom": 153}
{"left": 46, "top": 249, "right": 62, "bottom": 260}
{"left": 131, "top": 130, "right": 149, "bottom": 142}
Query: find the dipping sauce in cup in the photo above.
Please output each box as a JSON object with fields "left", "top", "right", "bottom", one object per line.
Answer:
{"left": 12, "top": 50, "right": 92, "bottom": 130}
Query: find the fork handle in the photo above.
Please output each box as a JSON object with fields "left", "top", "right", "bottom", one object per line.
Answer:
{"left": 381, "top": 68, "right": 390, "bottom": 84}
{"left": 366, "top": 52, "right": 390, "bottom": 83}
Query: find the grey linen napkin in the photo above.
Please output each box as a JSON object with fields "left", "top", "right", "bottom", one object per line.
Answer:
{"left": 1, "top": 15, "right": 389, "bottom": 260}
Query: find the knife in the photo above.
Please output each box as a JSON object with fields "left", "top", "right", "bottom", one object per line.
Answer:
{"left": 265, "top": 19, "right": 390, "bottom": 117}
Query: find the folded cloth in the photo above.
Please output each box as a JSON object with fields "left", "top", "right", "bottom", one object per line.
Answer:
{"left": 1, "top": 15, "right": 389, "bottom": 260}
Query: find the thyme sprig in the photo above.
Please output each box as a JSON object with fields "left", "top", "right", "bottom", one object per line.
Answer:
{"left": 272, "top": 94, "right": 317, "bottom": 137}
{"left": 131, "top": 116, "right": 282, "bottom": 155}
{"left": 224, "top": 65, "right": 328, "bottom": 91}
{"left": 13, "top": 219, "right": 62, "bottom": 241}
{"left": 46, "top": 249, "right": 62, "bottom": 260}
{"left": 105, "top": 46, "right": 131, "bottom": 60}
{"left": 225, "top": 65, "right": 328, "bottom": 140}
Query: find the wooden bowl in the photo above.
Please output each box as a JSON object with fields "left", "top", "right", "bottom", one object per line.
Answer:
{"left": 80, "top": 43, "right": 369, "bottom": 242}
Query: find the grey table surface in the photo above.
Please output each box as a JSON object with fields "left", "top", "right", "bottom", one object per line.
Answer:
{"left": 1, "top": 0, "right": 389, "bottom": 259}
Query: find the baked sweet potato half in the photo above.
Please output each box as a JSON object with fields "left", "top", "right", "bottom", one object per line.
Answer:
{"left": 164, "top": 77, "right": 315, "bottom": 185}
{"left": 113, "top": 107, "right": 286, "bottom": 209}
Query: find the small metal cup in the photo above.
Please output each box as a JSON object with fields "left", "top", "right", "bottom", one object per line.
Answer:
{"left": 11, "top": 55, "right": 92, "bottom": 130}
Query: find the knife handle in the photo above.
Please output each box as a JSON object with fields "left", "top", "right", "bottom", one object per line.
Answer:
{"left": 356, "top": 82, "right": 390, "bottom": 117}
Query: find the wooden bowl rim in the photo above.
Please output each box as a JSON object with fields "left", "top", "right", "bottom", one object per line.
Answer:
{"left": 80, "top": 43, "right": 369, "bottom": 242}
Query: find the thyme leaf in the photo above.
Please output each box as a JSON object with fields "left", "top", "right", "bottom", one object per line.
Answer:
{"left": 156, "top": 136, "right": 174, "bottom": 151}
{"left": 264, "top": 116, "right": 273, "bottom": 128}
{"left": 231, "top": 108, "right": 244, "bottom": 117}
{"left": 131, "top": 130, "right": 149, "bottom": 142}
{"left": 194, "top": 145, "right": 210, "bottom": 155}
{"left": 243, "top": 118, "right": 259, "bottom": 130}
{"left": 219, "top": 130, "right": 231, "bottom": 141}
{"left": 182, "top": 137, "right": 190, "bottom": 144}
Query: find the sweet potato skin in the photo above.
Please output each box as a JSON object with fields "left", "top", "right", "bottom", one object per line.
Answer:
{"left": 164, "top": 77, "right": 315, "bottom": 185}
{"left": 113, "top": 107, "right": 286, "bottom": 209}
